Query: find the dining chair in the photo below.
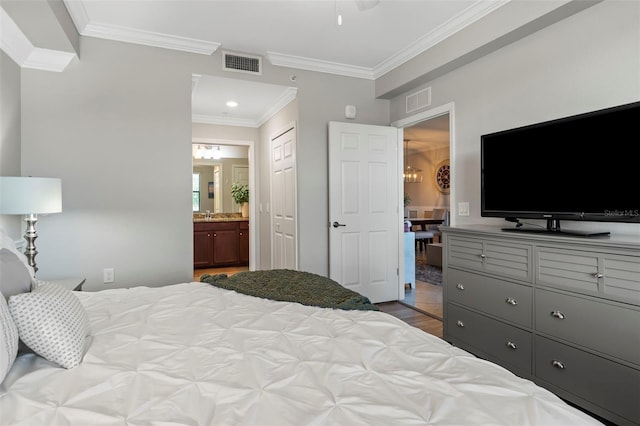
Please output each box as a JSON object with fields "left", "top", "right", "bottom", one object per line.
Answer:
{"left": 426, "top": 208, "right": 448, "bottom": 243}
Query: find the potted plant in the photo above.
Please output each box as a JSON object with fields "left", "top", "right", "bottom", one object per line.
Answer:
{"left": 231, "top": 182, "right": 249, "bottom": 217}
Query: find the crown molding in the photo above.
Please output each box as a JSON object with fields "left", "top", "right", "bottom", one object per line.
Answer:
{"left": 372, "top": 0, "right": 510, "bottom": 78}
{"left": 81, "top": 22, "right": 220, "bottom": 55}
{"left": 60, "top": 0, "right": 508, "bottom": 77}
{"left": 0, "top": 7, "right": 76, "bottom": 72}
{"left": 63, "top": 0, "right": 218, "bottom": 55}
{"left": 256, "top": 87, "right": 298, "bottom": 127}
{"left": 192, "top": 114, "right": 260, "bottom": 128}
{"left": 193, "top": 87, "right": 297, "bottom": 128}
{"left": 266, "top": 51, "right": 375, "bottom": 80}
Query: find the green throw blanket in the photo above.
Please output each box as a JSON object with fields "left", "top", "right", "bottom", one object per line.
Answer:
{"left": 200, "top": 269, "right": 379, "bottom": 311}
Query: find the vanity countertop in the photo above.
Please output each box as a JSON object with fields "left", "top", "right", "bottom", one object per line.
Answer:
{"left": 194, "top": 213, "right": 248, "bottom": 223}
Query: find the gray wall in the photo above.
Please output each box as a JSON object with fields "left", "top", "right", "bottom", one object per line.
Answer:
{"left": 390, "top": 0, "right": 640, "bottom": 237}
{"left": 0, "top": 50, "right": 23, "bottom": 238}
{"left": 10, "top": 0, "right": 638, "bottom": 290}
{"left": 17, "top": 35, "right": 389, "bottom": 289}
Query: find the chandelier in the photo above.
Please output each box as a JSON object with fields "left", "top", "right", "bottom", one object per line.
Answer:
{"left": 403, "top": 139, "right": 423, "bottom": 183}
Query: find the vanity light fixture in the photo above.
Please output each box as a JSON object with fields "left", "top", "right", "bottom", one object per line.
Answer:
{"left": 193, "top": 145, "right": 222, "bottom": 160}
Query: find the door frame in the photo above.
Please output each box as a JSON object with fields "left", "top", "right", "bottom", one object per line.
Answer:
{"left": 391, "top": 102, "right": 456, "bottom": 227}
{"left": 192, "top": 137, "right": 257, "bottom": 271}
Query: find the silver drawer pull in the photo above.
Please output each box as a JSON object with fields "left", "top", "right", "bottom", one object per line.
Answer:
{"left": 456, "top": 320, "right": 465, "bottom": 328}
{"left": 505, "top": 297, "right": 518, "bottom": 306}
{"left": 480, "top": 254, "right": 486, "bottom": 259}
{"left": 506, "top": 341, "right": 517, "bottom": 350}
{"left": 456, "top": 283, "right": 465, "bottom": 290}
{"left": 592, "top": 272, "right": 604, "bottom": 279}
{"left": 550, "top": 310, "right": 566, "bottom": 320}
{"left": 551, "top": 360, "right": 565, "bottom": 370}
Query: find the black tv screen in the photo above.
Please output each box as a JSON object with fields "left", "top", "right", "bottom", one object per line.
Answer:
{"left": 481, "top": 100, "right": 640, "bottom": 236}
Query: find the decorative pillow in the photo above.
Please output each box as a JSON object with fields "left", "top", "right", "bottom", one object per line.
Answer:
{"left": 8, "top": 281, "right": 90, "bottom": 369}
{"left": 0, "top": 248, "right": 33, "bottom": 299}
{"left": 0, "top": 294, "right": 19, "bottom": 382}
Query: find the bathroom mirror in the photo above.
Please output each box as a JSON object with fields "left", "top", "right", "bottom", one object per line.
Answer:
{"left": 192, "top": 144, "right": 248, "bottom": 214}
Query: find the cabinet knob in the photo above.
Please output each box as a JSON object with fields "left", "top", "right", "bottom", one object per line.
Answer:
{"left": 480, "top": 254, "right": 486, "bottom": 259}
{"left": 239, "top": 232, "right": 243, "bottom": 236}
{"left": 550, "top": 310, "right": 566, "bottom": 320}
{"left": 207, "top": 233, "right": 211, "bottom": 237}
{"left": 592, "top": 272, "right": 604, "bottom": 279}
{"left": 213, "top": 233, "right": 217, "bottom": 237}
{"left": 456, "top": 283, "right": 465, "bottom": 290}
{"left": 551, "top": 360, "right": 565, "bottom": 370}
{"left": 506, "top": 341, "right": 517, "bottom": 350}
{"left": 456, "top": 320, "right": 465, "bottom": 328}
{"left": 505, "top": 297, "right": 518, "bottom": 306}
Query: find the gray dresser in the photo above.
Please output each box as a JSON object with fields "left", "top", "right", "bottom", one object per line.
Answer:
{"left": 442, "top": 225, "right": 640, "bottom": 426}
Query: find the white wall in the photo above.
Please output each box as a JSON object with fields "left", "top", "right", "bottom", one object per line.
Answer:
{"left": 390, "top": 0, "right": 640, "bottom": 237}
{"left": 17, "top": 35, "right": 389, "bottom": 289}
{"left": 0, "top": 50, "right": 23, "bottom": 238}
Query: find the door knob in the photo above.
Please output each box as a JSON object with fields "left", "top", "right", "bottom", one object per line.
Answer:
{"left": 332, "top": 221, "right": 346, "bottom": 228}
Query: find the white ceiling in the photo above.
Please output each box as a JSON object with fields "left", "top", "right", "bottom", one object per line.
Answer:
{"left": 61, "top": 0, "right": 508, "bottom": 127}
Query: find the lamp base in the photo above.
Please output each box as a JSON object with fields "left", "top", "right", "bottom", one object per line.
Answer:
{"left": 23, "top": 213, "right": 39, "bottom": 274}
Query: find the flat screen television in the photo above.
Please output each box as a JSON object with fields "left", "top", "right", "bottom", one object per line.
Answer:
{"left": 481, "top": 100, "right": 640, "bottom": 237}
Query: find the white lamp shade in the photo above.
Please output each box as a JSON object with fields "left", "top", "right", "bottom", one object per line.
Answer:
{"left": 0, "top": 177, "right": 62, "bottom": 214}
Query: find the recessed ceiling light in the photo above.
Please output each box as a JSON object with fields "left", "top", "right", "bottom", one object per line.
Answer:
{"left": 226, "top": 101, "right": 238, "bottom": 108}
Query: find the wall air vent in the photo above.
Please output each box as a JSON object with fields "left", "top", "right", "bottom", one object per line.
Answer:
{"left": 406, "top": 87, "right": 431, "bottom": 113}
{"left": 223, "top": 51, "right": 262, "bottom": 75}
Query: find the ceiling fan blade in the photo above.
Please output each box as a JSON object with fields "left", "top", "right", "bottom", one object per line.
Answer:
{"left": 354, "top": 0, "right": 380, "bottom": 11}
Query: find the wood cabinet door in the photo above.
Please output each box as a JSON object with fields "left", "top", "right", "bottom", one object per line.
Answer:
{"left": 239, "top": 225, "right": 249, "bottom": 265}
{"left": 212, "top": 229, "right": 239, "bottom": 265}
{"left": 194, "top": 231, "right": 213, "bottom": 268}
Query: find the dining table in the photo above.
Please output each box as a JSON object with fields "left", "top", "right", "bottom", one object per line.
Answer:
{"left": 405, "top": 217, "right": 444, "bottom": 231}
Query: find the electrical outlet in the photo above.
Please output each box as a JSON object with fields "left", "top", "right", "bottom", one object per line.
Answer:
{"left": 103, "top": 268, "right": 114, "bottom": 283}
{"left": 458, "top": 202, "right": 470, "bottom": 216}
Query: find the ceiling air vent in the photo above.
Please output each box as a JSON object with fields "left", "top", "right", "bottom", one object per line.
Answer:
{"left": 223, "top": 51, "right": 262, "bottom": 75}
{"left": 406, "top": 87, "right": 431, "bottom": 114}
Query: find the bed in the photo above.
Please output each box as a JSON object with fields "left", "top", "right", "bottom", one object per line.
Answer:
{"left": 0, "top": 236, "right": 603, "bottom": 425}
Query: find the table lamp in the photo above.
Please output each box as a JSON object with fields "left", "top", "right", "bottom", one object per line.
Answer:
{"left": 0, "top": 176, "right": 62, "bottom": 274}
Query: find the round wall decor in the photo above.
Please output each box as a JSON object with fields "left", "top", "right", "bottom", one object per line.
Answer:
{"left": 435, "top": 160, "right": 450, "bottom": 194}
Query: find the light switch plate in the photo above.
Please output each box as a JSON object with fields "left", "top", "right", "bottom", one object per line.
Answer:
{"left": 458, "top": 202, "right": 470, "bottom": 216}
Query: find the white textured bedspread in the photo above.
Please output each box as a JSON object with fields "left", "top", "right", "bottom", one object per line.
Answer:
{"left": 1, "top": 282, "right": 602, "bottom": 425}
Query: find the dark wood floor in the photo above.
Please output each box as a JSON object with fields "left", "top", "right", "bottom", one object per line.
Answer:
{"left": 194, "top": 266, "right": 444, "bottom": 339}
{"left": 376, "top": 301, "right": 443, "bottom": 339}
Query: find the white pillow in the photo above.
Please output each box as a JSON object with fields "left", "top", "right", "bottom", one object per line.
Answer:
{"left": 8, "top": 281, "right": 90, "bottom": 369}
{"left": 0, "top": 294, "right": 19, "bottom": 382}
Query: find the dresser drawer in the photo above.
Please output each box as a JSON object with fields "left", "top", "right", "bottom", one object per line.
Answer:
{"left": 447, "top": 268, "right": 532, "bottom": 327}
{"left": 535, "top": 336, "right": 640, "bottom": 425}
{"left": 535, "top": 288, "right": 640, "bottom": 366}
{"left": 536, "top": 247, "right": 640, "bottom": 304}
{"left": 447, "top": 236, "right": 484, "bottom": 270}
{"left": 536, "top": 247, "right": 599, "bottom": 292}
{"left": 447, "top": 304, "right": 532, "bottom": 375}
{"left": 447, "top": 236, "right": 532, "bottom": 282}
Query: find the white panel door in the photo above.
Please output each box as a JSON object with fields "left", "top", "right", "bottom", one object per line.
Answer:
{"left": 271, "top": 125, "right": 297, "bottom": 270}
{"left": 329, "top": 121, "right": 402, "bottom": 303}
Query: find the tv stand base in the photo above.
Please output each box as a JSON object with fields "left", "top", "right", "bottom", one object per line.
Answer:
{"left": 501, "top": 218, "right": 610, "bottom": 237}
{"left": 501, "top": 227, "right": 610, "bottom": 237}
